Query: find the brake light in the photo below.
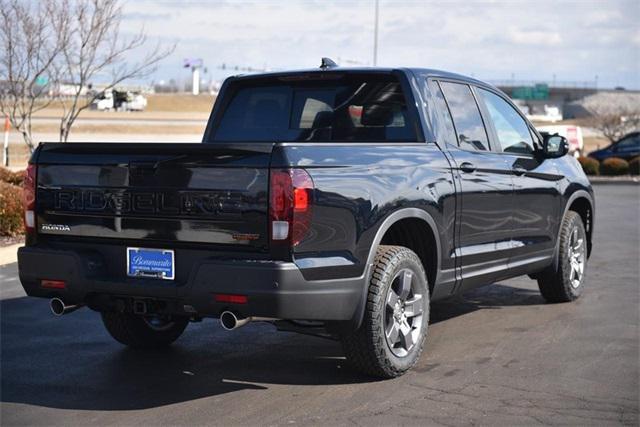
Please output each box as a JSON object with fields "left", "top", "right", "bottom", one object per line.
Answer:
{"left": 269, "top": 169, "right": 314, "bottom": 245}
{"left": 22, "top": 164, "right": 36, "bottom": 232}
{"left": 294, "top": 187, "right": 309, "bottom": 211}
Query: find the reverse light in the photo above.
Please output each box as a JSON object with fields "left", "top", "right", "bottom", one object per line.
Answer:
{"left": 22, "top": 164, "right": 37, "bottom": 232}
{"left": 271, "top": 221, "right": 289, "bottom": 240}
{"left": 269, "top": 169, "right": 314, "bottom": 245}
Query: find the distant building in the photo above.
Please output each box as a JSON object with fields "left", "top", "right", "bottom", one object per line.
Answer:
{"left": 91, "top": 83, "right": 154, "bottom": 95}
{"left": 48, "top": 83, "right": 88, "bottom": 97}
{"left": 496, "top": 80, "right": 640, "bottom": 121}
{"left": 564, "top": 91, "right": 640, "bottom": 119}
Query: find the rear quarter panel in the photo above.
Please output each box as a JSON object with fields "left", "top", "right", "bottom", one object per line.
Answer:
{"left": 272, "top": 143, "right": 456, "bottom": 282}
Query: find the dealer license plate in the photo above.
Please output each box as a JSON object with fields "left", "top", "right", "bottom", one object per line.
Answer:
{"left": 127, "top": 247, "right": 174, "bottom": 280}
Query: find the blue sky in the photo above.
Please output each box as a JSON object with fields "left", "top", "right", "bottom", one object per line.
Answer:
{"left": 121, "top": 0, "right": 640, "bottom": 89}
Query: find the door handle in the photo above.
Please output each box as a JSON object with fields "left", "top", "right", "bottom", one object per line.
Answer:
{"left": 459, "top": 162, "right": 476, "bottom": 173}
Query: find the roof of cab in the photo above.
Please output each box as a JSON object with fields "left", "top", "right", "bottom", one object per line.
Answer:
{"left": 228, "top": 66, "right": 498, "bottom": 93}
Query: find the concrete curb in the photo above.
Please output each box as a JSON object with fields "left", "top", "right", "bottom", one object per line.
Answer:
{"left": 589, "top": 177, "right": 640, "bottom": 185}
{"left": 0, "top": 243, "right": 21, "bottom": 266}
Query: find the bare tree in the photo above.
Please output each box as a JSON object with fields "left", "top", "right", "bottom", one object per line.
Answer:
{"left": 583, "top": 93, "right": 640, "bottom": 144}
{"left": 0, "top": 0, "right": 68, "bottom": 151}
{"left": 57, "top": 0, "right": 174, "bottom": 142}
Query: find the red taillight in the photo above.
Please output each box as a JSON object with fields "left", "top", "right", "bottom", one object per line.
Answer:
{"left": 41, "top": 279, "right": 66, "bottom": 289}
{"left": 290, "top": 169, "right": 313, "bottom": 245}
{"left": 214, "top": 294, "right": 248, "bottom": 304}
{"left": 269, "top": 168, "right": 314, "bottom": 246}
{"left": 270, "top": 170, "right": 292, "bottom": 221}
{"left": 294, "top": 187, "right": 309, "bottom": 211}
{"left": 22, "top": 164, "right": 36, "bottom": 232}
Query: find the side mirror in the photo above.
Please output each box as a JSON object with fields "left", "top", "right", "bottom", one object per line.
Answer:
{"left": 542, "top": 134, "right": 569, "bottom": 158}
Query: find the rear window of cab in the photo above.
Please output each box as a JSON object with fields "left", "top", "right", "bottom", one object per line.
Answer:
{"left": 208, "top": 74, "right": 418, "bottom": 143}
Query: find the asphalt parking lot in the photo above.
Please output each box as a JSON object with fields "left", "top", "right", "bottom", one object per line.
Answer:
{"left": 1, "top": 185, "right": 638, "bottom": 426}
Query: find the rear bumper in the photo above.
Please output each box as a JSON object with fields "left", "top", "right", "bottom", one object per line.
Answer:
{"left": 17, "top": 246, "right": 364, "bottom": 321}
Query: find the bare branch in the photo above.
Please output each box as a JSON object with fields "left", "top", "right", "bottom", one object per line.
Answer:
{"left": 1, "top": 0, "right": 175, "bottom": 147}
{"left": 582, "top": 93, "right": 640, "bottom": 144}
{"left": 57, "top": 0, "right": 175, "bottom": 142}
{"left": 0, "top": 0, "right": 67, "bottom": 151}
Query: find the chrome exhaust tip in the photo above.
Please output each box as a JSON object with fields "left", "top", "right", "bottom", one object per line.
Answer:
{"left": 50, "top": 298, "right": 83, "bottom": 316}
{"left": 50, "top": 298, "right": 65, "bottom": 316}
{"left": 220, "top": 311, "right": 250, "bottom": 330}
{"left": 220, "top": 311, "right": 278, "bottom": 331}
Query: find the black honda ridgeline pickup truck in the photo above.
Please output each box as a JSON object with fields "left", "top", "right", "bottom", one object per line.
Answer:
{"left": 18, "top": 61, "right": 594, "bottom": 378}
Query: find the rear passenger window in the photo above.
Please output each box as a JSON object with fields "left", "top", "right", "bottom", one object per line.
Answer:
{"left": 439, "top": 81, "right": 490, "bottom": 151}
{"left": 427, "top": 79, "right": 457, "bottom": 145}
{"left": 477, "top": 88, "right": 534, "bottom": 155}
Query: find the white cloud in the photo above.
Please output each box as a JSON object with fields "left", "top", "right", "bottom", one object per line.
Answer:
{"left": 508, "top": 28, "right": 562, "bottom": 46}
{"left": 118, "top": 0, "right": 640, "bottom": 89}
{"left": 584, "top": 9, "right": 623, "bottom": 26}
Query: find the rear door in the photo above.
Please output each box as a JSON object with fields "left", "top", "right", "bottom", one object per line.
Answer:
{"left": 473, "top": 86, "right": 563, "bottom": 274}
{"left": 436, "top": 80, "right": 514, "bottom": 290}
{"left": 36, "top": 143, "right": 272, "bottom": 251}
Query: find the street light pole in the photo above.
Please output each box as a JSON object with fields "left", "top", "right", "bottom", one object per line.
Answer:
{"left": 373, "top": 0, "right": 379, "bottom": 66}
{"left": 3, "top": 115, "right": 9, "bottom": 167}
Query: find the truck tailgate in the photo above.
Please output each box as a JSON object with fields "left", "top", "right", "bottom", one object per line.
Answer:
{"left": 35, "top": 143, "right": 273, "bottom": 250}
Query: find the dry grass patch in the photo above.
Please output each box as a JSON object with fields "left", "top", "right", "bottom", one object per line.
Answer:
{"left": 30, "top": 123, "right": 206, "bottom": 135}
{"left": 146, "top": 94, "right": 215, "bottom": 113}
{"left": 34, "top": 93, "right": 215, "bottom": 114}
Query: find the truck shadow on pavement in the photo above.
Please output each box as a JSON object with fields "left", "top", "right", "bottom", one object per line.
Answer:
{"left": 430, "top": 282, "right": 544, "bottom": 324}
{"left": 1, "top": 283, "right": 544, "bottom": 411}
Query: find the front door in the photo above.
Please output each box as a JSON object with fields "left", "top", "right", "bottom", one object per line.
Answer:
{"left": 473, "top": 86, "right": 563, "bottom": 276}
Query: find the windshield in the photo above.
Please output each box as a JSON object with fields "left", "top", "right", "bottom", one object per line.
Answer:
{"left": 207, "top": 74, "right": 417, "bottom": 143}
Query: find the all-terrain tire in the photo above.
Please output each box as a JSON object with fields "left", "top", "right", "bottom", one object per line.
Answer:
{"left": 341, "top": 245, "right": 430, "bottom": 378}
{"left": 101, "top": 312, "right": 189, "bottom": 348}
{"left": 537, "top": 211, "right": 588, "bottom": 303}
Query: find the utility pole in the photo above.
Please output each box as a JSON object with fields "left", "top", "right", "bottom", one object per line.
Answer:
{"left": 373, "top": 0, "right": 379, "bottom": 66}
{"left": 3, "top": 115, "right": 9, "bottom": 167}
